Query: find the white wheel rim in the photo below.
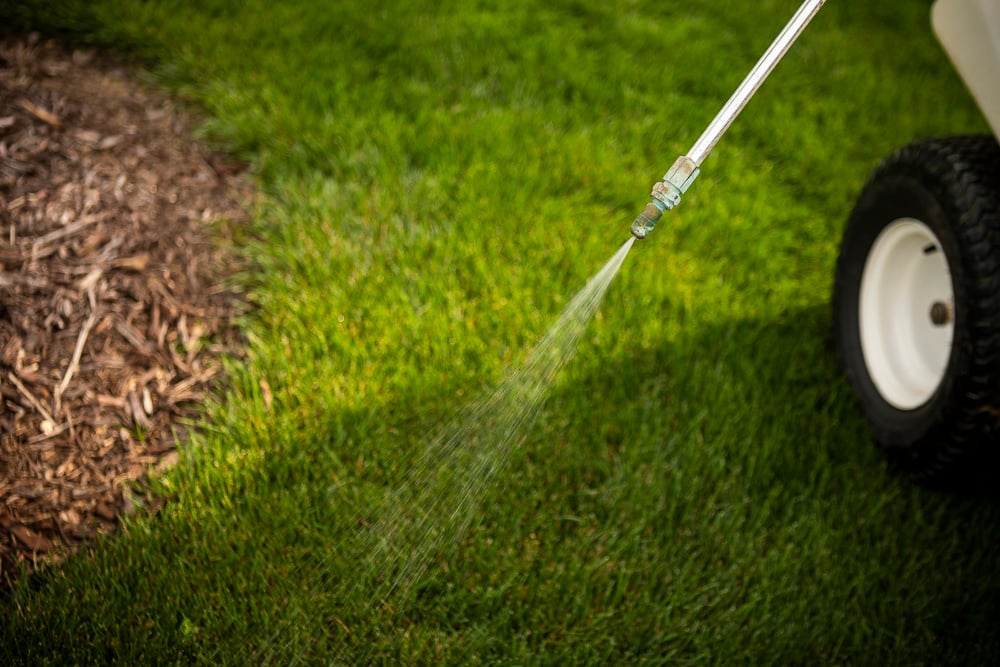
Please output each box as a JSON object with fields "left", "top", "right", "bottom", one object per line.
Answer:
{"left": 859, "top": 218, "right": 954, "bottom": 410}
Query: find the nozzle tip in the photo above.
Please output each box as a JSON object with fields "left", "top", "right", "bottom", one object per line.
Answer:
{"left": 630, "top": 203, "right": 663, "bottom": 239}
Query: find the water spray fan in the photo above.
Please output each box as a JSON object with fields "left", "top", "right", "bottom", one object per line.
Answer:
{"left": 631, "top": 0, "right": 826, "bottom": 239}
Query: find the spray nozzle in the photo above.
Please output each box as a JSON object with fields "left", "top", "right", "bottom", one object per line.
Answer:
{"left": 630, "top": 155, "right": 700, "bottom": 240}
{"left": 630, "top": 202, "right": 665, "bottom": 239}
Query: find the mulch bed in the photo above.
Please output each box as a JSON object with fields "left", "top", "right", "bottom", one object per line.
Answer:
{"left": 0, "top": 34, "right": 253, "bottom": 586}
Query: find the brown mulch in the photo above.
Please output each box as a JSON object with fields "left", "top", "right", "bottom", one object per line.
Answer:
{"left": 0, "top": 34, "right": 253, "bottom": 585}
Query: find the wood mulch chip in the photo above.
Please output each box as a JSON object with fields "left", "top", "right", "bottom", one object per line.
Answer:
{"left": 0, "top": 34, "right": 253, "bottom": 586}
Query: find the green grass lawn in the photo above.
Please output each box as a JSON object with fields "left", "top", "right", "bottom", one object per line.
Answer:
{"left": 4, "top": 0, "right": 1000, "bottom": 663}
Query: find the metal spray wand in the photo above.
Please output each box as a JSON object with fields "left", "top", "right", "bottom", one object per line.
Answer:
{"left": 631, "top": 0, "right": 827, "bottom": 239}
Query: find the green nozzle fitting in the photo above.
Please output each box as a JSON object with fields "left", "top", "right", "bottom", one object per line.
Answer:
{"left": 630, "top": 202, "right": 665, "bottom": 239}
{"left": 630, "top": 155, "right": 700, "bottom": 240}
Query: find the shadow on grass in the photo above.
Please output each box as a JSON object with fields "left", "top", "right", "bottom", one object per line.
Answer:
{"left": 541, "top": 301, "right": 1000, "bottom": 662}
{"left": 3, "top": 304, "right": 1000, "bottom": 664}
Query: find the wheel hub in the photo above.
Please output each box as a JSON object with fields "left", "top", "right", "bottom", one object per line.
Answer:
{"left": 858, "top": 218, "right": 955, "bottom": 410}
{"left": 929, "top": 300, "right": 951, "bottom": 326}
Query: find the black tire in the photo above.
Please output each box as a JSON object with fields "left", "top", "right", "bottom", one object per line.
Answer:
{"left": 833, "top": 135, "right": 1000, "bottom": 486}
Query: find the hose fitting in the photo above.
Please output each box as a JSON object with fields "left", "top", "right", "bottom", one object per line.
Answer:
{"left": 630, "top": 155, "right": 700, "bottom": 239}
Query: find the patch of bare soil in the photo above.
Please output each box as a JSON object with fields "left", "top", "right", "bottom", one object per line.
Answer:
{"left": 0, "top": 34, "right": 252, "bottom": 585}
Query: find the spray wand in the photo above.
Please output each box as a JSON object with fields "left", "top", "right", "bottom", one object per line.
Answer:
{"left": 631, "top": 0, "right": 827, "bottom": 239}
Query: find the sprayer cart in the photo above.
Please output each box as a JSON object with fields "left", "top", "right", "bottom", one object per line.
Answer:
{"left": 831, "top": 0, "right": 1000, "bottom": 484}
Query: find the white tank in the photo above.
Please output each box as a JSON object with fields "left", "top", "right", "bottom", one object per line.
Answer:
{"left": 933, "top": 0, "right": 1000, "bottom": 139}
